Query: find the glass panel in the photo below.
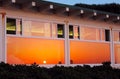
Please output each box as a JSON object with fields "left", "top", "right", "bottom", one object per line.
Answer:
{"left": 81, "top": 27, "right": 100, "bottom": 40}
{"left": 114, "top": 31, "right": 120, "bottom": 42}
{"left": 23, "top": 20, "right": 51, "bottom": 37}
{"left": 16, "top": 19, "right": 22, "bottom": 35}
{"left": 105, "top": 29, "right": 110, "bottom": 41}
{"left": 6, "top": 18, "right": 16, "bottom": 34}
{"left": 74, "top": 25, "right": 80, "bottom": 39}
{"left": 114, "top": 44, "right": 120, "bottom": 64}
{"left": 31, "top": 21, "right": 51, "bottom": 37}
{"left": 70, "top": 41, "right": 110, "bottom": 64}
{"left": 7, "top": 36, "right": 65, "bottom": 64}
{"left": 101, "top": 29, "right": 105, "bottom": 41}
{"left": 23, "top": 20, "right": 31, "bottom": 36}
{"left": 57, "top": 24, "right": 64, "bottom": 38}
{"left": 52, "top": 24, "right": 57, "bottom": 38}
{"left": 69, "top": 25, "right": 73, "bottom": 39}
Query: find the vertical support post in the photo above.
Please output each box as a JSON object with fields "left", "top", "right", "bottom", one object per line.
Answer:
{"left": 110, "top": 28, "right": 115, "bottom": 66}
{"left": 64, "top": 20, "right": 70, "bottom": 65}
{"left": 0, "top": 12, "right": 6, "bottom": 63}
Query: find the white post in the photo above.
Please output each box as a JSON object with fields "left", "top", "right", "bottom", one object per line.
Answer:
{"left": 110, "top": 28, "right": 115, "bottom": 66}
{"left": 0, "top": 14, "right": 2, "bottom": 62}
{"left": 64, "top": 20, "right": 70, "bottom": 65}
{"left": 0, "top": 13, "right": 6, "bottom": 63}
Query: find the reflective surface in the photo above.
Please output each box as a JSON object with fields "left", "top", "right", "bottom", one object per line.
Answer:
{"left": 114, "top": 44, "right": 120, "bottom": 64}
{"left": 81, "top": 27, "right": 100, "bottom": 40}
{"left": 7, "top": 36, "right": 65, "bottom": 64}
{"left": 70, "top": 41, "right": 110, "bottom": 64}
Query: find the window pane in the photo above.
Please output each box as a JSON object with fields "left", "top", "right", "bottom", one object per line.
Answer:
{"left": 70, "top": 41, "right": 110, "bottom": 64}
{"left": 23, "top": 20, "right": 51, "bottom": 37}
{"left": 7, "top": 36, "right": 65, "bottom": 64}
{"left": 114, "top": 44, "right": 120, "bottom": 64}
{"left": 16, "top": 19, "right": 22, "bottom": 35}
{"left": 81, "top": 27, "right": 100, "bottom": 40}
{"left": 23, "top": 20, "right": 31, "bottom": 36}
{"left": 114, "top": 31, "right": 120, "bottom": 42}
{"left": 105, "top": 29, "right": 110, "bottom": 41}
{"left": 6, "top": 18, "right": 16, "bottom": 34}
{"left": 101, "top": 29, "right": 105, "bottom": 41}
{"left": 69, "top": 25, "right": 73, "bottom": 39}
{"left": 52, "top": 24, "right": 57, "bottom": 38}
{"left": 57, "top": 24, "right": 64, "bottom": 38}
{"left": 31, "top": 21, "right": 51, "bottom": 37}
{"left": 74, "top": 25, "right": 80, "bottom": 39}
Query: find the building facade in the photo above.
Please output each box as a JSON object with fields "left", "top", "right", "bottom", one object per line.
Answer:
{"left": 0, "top": 0, "right": 120, "bottom": 66}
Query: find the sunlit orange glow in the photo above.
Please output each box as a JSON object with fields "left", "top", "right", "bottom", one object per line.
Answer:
{"left": 70, "top": 41, "right": 110, "bottom": 64}
{"left": 7, "top": 36, "right": 65, "bottom": 64}
{"left": 114, "top": 44, "right": 120, "bottom": 64}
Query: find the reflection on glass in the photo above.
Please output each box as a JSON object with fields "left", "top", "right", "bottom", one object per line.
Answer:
{"left": 52, "top": 24, "right": 57, "bottom": 38}
{"left": 69, "top": 25, "right": 73, "bottom": 39}
{"left": 57, "top": 24, "right": 64, "bottom": 38}
{"left": 114, "top": 31, "right": 120, "bottom": 42}
{"left": 7, "top": 36, "right": 65, "bottom": 64}
{"left": 101, "top": 29, "right": 105, "bottom": 41}
{"left": 7, "top": 18, "right": 16, "bottom": 34}
{"left": 23, "top": 20, "right": 51, "bottom": 37}
{"left": 81, "top": 27, "right": 100, "bottom": 40}
{"left": 74, "top": 25, "right": 80, "bottom": 39}
{"left": 16, "top": 19, "right": 22, "bottom": 35}
{"left": 114, "top": 44, "right": 120, "bottom": 64}
{"left": 23, "top": 20, "right": 31, "bottom": 36}
{"left": 70, "top": 41, "right": 110, "bottom": 64}
{"left": 31, "top": 21, "right": 51, "bottom": 37}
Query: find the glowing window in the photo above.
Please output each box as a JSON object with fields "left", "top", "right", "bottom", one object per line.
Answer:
{"left": 7, "top": 18, "right": 16, "bottom": 34}
{"left": 57, "top": 24, "right": 64, "bottom": 38}
{"left": 6, "top": 18, "right": 22, "bottom": 35}
{"left": 69, "top": 25, "right": 80, "bottom": 39}
{"left": 69, "top": 25, "right": 73, "bottom": 39}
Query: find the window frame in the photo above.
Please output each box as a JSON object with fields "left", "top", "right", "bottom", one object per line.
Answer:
{"left": 6, "top": 17, "right": 22, "bottom": 35}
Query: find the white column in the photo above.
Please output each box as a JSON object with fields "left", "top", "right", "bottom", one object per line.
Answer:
{"left": 110, "top": 28, "right": 115, "bottom": 66}
{"left": 0, "top": 13, "right": 6, "bottom": 63}
{"left": 0, "top": 14, "right": 2, "bottom": 62}
{"left": 64, "top": 20, "right": 70, "bottom": 65}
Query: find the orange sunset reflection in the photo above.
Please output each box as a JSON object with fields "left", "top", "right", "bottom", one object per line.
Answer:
{"left": 70, "top": 41, "right": 110, "bottom": 64}
{"left": 7, "top": 36, "right": 65, "bottom": 64}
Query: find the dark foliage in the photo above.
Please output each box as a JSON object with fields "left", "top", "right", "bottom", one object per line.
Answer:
{"left": 75, "top": 3, "right": 120, "bottom": 14}
{"left": 0, "top": 62, "right": 120, "bottom": 79}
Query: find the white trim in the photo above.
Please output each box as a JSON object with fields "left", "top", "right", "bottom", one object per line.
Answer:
{"left": 6, "top": 35, "right": 65, "bottom": 40}
{"left": 4, "top": 15, "right": 7, "bottom": 63}
{"left": 69, "top": 39, "right": 110, "bottom": 43}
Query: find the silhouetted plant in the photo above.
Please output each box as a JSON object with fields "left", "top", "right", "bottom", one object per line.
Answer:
{"left": 0, "top": 62, "right": 120, "bottom": 79}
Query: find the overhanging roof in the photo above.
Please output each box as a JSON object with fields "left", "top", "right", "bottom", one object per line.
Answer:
{"left": 0, "top": 0, "right": 120, "bottom": 23}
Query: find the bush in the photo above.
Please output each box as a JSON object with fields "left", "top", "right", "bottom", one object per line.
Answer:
{"left": 0, "top": 62, "right": 120, "bottom": 79}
